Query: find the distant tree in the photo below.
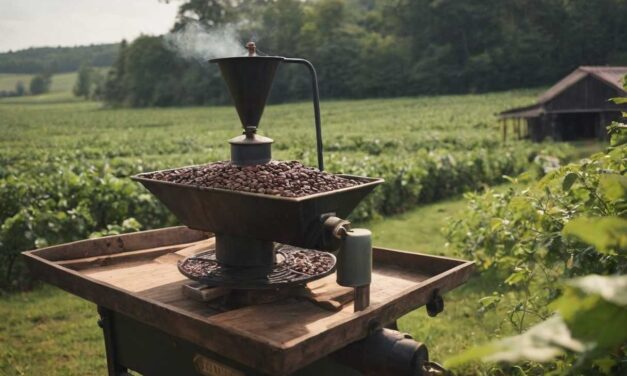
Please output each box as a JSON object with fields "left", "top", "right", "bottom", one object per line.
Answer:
{"left": 103, "top": 40, "right": 128, "bottom": 105}
{"left": 90, "top": 70, "right": 105, "bottom": 100}
{"left": 73, "top": 63, "right": 93, "bottom": 99}
{"left": 104, "top": 36, "right": 181, "bottom": 107}
{"left": 14, "top": 81, "right": 25, "bottom": 96}
{"left": 29, "top": 74, "right": 51, "bottom": 95}
{"left": 171, "top": 0, "right": 238, "bottom": 31}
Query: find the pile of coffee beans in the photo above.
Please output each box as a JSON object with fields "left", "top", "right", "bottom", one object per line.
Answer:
{"left": 288, "top": 249, "right": 335, "bottom": 276}
{"left": 143, "top": 160, "right": 362, "bottom": 197}
{"left": 179, "top": 258, "right": 216, "bottom": 277}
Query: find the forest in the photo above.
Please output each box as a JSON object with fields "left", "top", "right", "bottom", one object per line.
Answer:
{"left": 99, "top": 0, "right": 627, "bottom": 106}
{"left": 3, "top": 1, "right": 627, "bottom": 106}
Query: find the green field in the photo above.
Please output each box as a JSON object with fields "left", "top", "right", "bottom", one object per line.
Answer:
{"left": 0, "top": 72, "right": 78, "bottom": 93}
{"left": 0, "top": 84, "right": 594, "bottom": 374}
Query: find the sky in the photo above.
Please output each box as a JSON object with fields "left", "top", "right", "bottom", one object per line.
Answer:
{"left": 0, "top": 0, "right": 179, "bottom": 52}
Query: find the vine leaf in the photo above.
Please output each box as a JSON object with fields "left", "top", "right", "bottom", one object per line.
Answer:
{"left": 562, "top": 217, "right": 627, "bottom": 254}
{"left": 445, "top": 275, "right": 627, "bottom": 369}
{"left": 597, "top": 174, "right": 627, "bottom": 203}
{"left": 444, "top": 315, "right": 584, "bottom": 367}
{"left": 552, "top": 275, "right": 627, "bottom": 352}
{"left": 562, "top": 172, "right": 578, "bottom": 191}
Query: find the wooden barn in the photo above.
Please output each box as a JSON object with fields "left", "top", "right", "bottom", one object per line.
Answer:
{"left": 499, "top": 66, "right": 627, "bottom": 141}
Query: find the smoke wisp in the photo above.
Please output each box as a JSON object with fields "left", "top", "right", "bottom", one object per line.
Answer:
{"left": 164, "top": 22, "right": 246, "bottom": 62}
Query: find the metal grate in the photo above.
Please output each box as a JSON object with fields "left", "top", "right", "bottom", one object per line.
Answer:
{"left": 178, "top": 244, "right": 336, "bottom": 289}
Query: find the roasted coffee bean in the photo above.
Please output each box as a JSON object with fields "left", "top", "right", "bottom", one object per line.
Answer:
{"left": 143, "top": 160, "right": 363, "bottom": 198}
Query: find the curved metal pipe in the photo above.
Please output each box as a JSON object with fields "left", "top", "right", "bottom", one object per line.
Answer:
{"left": 283, "top": 58, "right": 324, "bottom": 171}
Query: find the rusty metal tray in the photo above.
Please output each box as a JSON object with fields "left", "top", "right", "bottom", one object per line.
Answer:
{"left": 23, "top": 226, "right": 474, "bottom": 375}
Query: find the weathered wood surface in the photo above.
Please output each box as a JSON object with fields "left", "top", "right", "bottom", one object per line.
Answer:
{"left": 23, "top": 226, "right": 474, "bottom": 375}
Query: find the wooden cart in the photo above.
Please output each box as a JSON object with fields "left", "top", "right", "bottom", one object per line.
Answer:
{"left": 23, "top": 226, "right": 474, "bottom": 376}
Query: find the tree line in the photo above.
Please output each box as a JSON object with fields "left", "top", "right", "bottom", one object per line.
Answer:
{"left": 0, "top": 44, "right": 118, "bottom": 74}
{"left": 97, "top": 0, "right": 627, "bottom": 107}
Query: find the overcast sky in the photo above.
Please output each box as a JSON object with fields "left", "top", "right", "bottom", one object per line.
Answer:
{"left": 0, "top": 0, "right": 179, "bottom": 52}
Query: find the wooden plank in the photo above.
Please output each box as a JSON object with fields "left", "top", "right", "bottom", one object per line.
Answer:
{"left": 22, "top": 227, "right": 474, "bottom": 376}
{"left": 32, "top": 226, "right": 208, "bottom": 261}
{"left": 373, "top": 246, "right": 462, "bottom": 275}
{"left": 57, "top": 241, "right": 204, "bottom": 270}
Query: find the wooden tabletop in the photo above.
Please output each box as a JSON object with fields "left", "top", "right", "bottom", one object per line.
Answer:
{"left": 23, "top": 226, "right": 474, "bottom": 375}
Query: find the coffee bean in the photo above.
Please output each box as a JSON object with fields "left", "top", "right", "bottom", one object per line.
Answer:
{"left": 144, "top": 160, "right": 363, "bottom": 198}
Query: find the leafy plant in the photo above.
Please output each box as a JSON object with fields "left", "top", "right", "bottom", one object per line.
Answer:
{"left": 446, "top": 275, "right": 627, "bottom": 374}
{"left": 446, "top": 92, "right": 627, "bottom": 373}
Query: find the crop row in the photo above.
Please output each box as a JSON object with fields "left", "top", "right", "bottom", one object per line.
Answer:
{"left": 0, "top": 141, "right": 572, "bottom": 289}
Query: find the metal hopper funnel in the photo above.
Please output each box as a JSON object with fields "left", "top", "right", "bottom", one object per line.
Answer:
{"left": 213, "top": 55, "right": 282, "bottom": 130}
{"left": 132, "top": 43, "right": 383, "bottom": 254}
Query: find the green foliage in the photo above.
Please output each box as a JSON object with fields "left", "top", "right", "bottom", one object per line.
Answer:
{"left": 14, "top": 81, "right": 25, "bottom": 96}
{"left": 447, "top": 142, "right": 625, "bottom": 276}
{"left": 446, "top": 275, "right": 627, "bottom": 373}
{"left": 0, "top": 157, "right": 176, "bottom": 289}
{"left": 73, "top": 63, "right": 94, "bottom": 99}
{"left": 446, "top": 115, "right": 627, "bottom": 373}
{"left": 29, "top": 74, "right": 51, "bottom": 95}
{"left": 103, "top": 36, "right": 224, "bottom": 107}
{"left": 563, "top": 217, "right": 627, "bottom": 255}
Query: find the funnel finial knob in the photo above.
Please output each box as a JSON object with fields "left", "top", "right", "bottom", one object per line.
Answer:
{"left": 246, "top": 42, "right": 257, "bottom": 57}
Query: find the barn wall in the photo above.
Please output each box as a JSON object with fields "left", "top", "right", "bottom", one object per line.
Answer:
{"left": 544, "top": 75, "right": 625, "bottom": 112}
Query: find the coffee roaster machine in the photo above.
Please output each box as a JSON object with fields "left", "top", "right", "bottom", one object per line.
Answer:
{"left": 24, "top": 43, "right": 474, "bottom": 376}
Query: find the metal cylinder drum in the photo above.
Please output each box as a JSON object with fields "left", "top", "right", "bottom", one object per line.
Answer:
{"left": 215, "top": 234, "right": 275, "bottom": 268}
{"left": 333, "top": 328, "right": 429, "bottom": 376}
{"left": 336, "top": 228, "right": 372, "bottom": 287}
{"left": 229, "top": 133, "right": 273, "bottom": 166}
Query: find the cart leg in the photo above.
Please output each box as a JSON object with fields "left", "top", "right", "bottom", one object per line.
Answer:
{"left": 98, "top": 306, "right": 129, "bottom": 376}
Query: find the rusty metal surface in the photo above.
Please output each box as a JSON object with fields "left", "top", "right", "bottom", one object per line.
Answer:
{"left": 132, "top": 172, "right": 383, "bottom": 250}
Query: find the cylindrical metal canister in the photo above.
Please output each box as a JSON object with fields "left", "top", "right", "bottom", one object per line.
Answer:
{"left": 336, "top": 228, "right": 372, "bottom": 287}
{"left": 229, "top": 133, "right": 273, "bottom": 166}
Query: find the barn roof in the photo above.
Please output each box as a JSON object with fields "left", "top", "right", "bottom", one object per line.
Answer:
{"left": 500, "top": 66, "right": 627, "bottom": 119}
{"left": 538, "top": 66, "right": 627, "bottom": 103}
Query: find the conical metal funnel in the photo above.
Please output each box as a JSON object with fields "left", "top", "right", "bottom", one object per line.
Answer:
{"left": 210, "top": 56, "right": 284, "bottom": 130}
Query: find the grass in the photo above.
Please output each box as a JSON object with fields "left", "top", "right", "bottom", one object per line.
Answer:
{"left": 0, "top": 286, "right": 105, "bottom": 375}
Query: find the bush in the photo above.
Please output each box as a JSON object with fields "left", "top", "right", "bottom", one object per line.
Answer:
{"left": 29, "top": 74, "right": 51, "bottom": 95}
{"left": 445, "top": 125, "right": 626, "bottom": 373}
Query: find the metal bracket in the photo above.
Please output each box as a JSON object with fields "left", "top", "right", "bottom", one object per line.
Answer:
{"left": 320, "top": 213, "right": 351, "bottom": 250}
{"left": 426, "top": 289, "right": 444, "bottom": 317}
